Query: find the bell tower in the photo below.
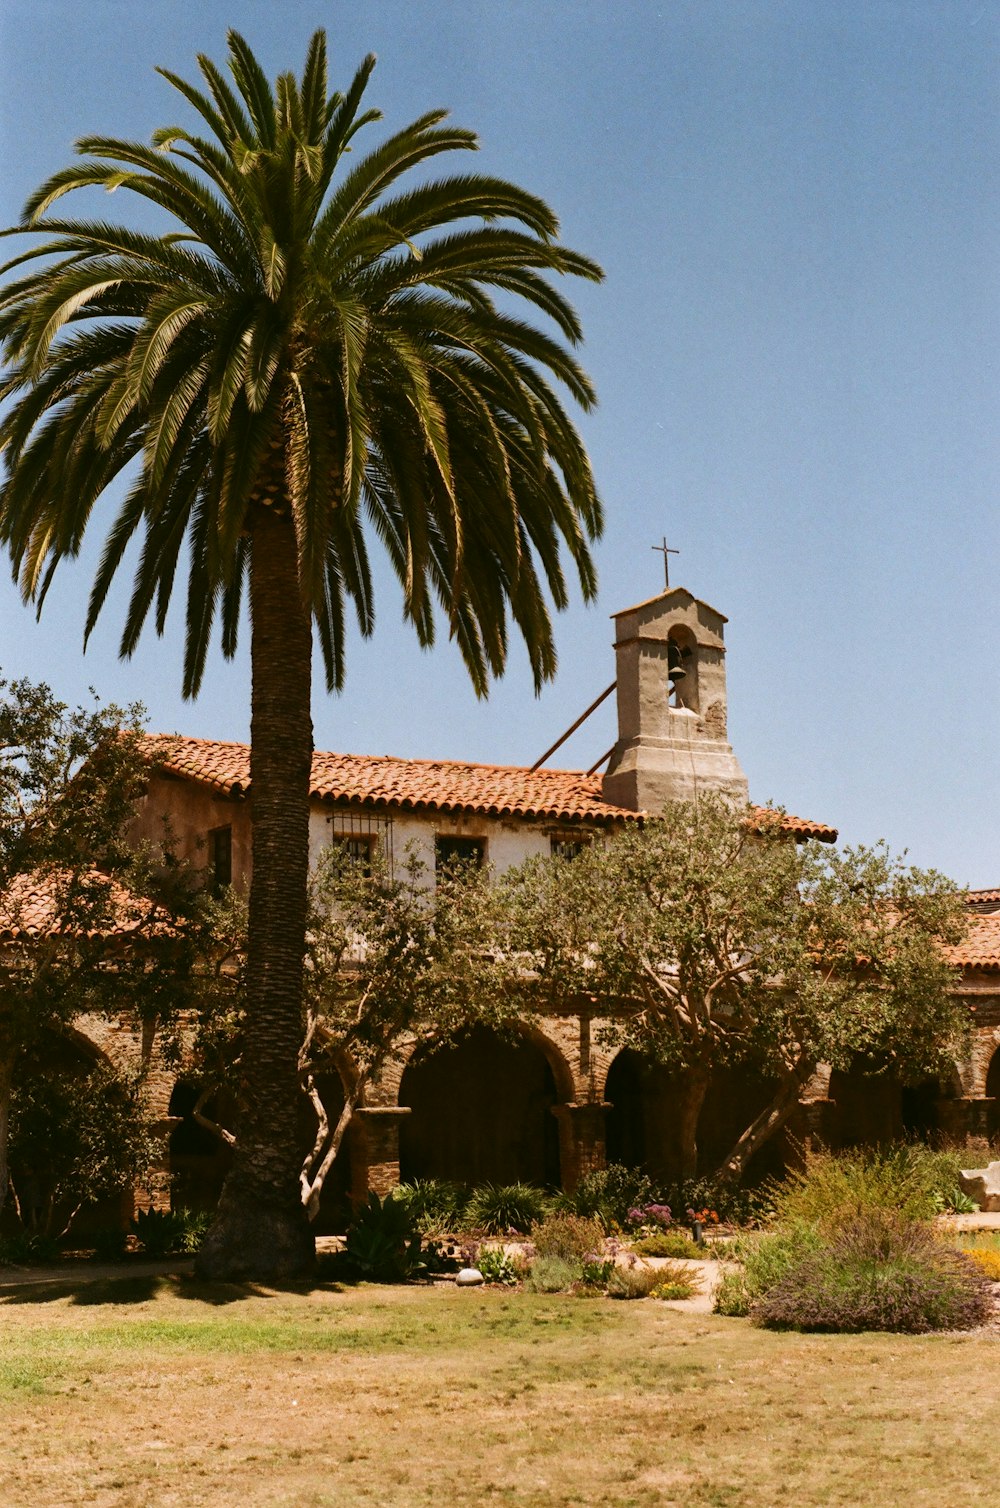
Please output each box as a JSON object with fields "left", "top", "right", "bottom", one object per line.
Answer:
{"left": 601, "top": 587, "right": 748, "bottom": 812}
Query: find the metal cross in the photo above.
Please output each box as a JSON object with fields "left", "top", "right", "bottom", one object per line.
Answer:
{"left": 651, "top": 536, "right": 679, "bottom": 590}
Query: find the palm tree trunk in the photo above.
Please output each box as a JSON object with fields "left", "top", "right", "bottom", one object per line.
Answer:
{"left": 0, "top": 1044, "right": 14, "bottom": 1224}
{"left": 195, "top": 500, "right": 316, "bottom": 1280}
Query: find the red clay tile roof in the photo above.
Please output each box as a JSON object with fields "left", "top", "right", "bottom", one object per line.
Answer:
{"left": 0, "top": 870, "right": 169, "bottom": 941}
{"left": 143, "top": 734, "right": 836, "bottom": 839}
{"left": 967, "top": 889, "right": 1000, "bottom": 915}
{"left": 945, "top": 914, "right": 1000, "bottom": 972}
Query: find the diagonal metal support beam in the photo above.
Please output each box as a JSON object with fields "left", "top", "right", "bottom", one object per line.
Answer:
{"left": 530, "top": 681, "right": 616, "bottom": 772}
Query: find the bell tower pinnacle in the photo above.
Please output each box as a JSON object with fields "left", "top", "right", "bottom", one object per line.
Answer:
{"left": 601, "top": 586, "right": 749, "bottom": 812}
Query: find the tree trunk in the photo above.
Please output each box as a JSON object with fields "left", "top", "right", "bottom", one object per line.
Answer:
{"left": 712, "top": 1056, "right": 815, "bottom": 1186}
{"left": 196, "top": 501, "right": 316, "bottom": 1281}
{"left": 301, "top": 1077, "right": 365, "bottom": 1221}
{"left": 676, "top": 1064, "right": 711, "bottom": 1180}
{"left": 0, "top": 1047, "right": 14, "bottom": 1224}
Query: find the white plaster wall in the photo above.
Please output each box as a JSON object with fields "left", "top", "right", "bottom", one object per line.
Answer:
{"left": 309, "top": 804, "right": 565, "bottom": 882}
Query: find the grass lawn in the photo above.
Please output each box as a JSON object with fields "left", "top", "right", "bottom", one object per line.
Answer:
{"left": 2, "top": 1272, "right": 1000, "bottom": 1507}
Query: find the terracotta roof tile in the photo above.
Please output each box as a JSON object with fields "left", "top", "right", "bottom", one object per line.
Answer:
{"left": 967, "top": 889, "right": 1000, "bottom": 915}
{"left": 0, "top": 870, "right": 169, "bottom": 941}
{"left": 143, "top": 734, "right": 836, "bottom": 839}
{"left": 946, "top": 914, "right": 1000, "bottom": 972}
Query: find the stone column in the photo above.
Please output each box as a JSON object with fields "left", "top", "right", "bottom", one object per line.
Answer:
{"left": 964, "top": 1098, "right": 997, "bottom": 1140}
{"left": 351, "top": 1106, "right": 412, "bottom": 1202}
{"left": 134, "top": 1115, "right": 181, "bottom": 1214}
{"left": 552, "top": 1101, "right": 610, "bottom": 1190}
{"left": 799, "top": 1097, "right": 835, "bottom": 1153}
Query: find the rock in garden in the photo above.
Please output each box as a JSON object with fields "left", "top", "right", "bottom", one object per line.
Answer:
{"left": 958, "top": 1161, "right": 1000, "bottom": 1212}
{"left": 456, "top": 1267, "right": 484, "bottom": 1286}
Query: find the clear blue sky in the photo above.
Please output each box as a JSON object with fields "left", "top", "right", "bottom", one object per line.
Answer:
{"left": 1, "top": 1, "right": 998, "bottom": 883}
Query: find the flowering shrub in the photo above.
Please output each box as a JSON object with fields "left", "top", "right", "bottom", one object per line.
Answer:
{"left": 753, "top": 1212, "right": 992, "bottom": 1334}
{"left": 686, "top": 1207, "right": 720, "bottom": 1228}
{"left": 965, "top": 1247, "right": 1000, "bottom": 1283}
{"left": 626, "top": 1202, "right": 672, "bottom": 1230}
{"left": 578, "top": 1256, "right": 615, "bottom": 1290}
{"left": 650, "top": 1261, "right": 704, "bottom": 1301}
{"left": 556, "top": 1164, "right": 655, "bottom": 1230}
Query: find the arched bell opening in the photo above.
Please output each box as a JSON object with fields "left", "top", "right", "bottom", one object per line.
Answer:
{"left": 667, "top": 625, "right": 699, "bottom": 713}
{"left": 398, "top": 1025, "right": 561, "bottom": 1189}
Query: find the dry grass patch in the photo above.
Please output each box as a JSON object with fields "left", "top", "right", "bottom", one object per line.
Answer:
{"left": 1, "top": 1273, "right": 1000, "bottom": 1505}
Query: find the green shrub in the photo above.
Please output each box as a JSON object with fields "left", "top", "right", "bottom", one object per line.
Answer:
{"left": 465, "top": 1182, "right": 550, "bottom": 1235}
{"left": 531, "top": 1213, "right": 606, "bottom": 1263}
{"left": 130, "top": 1206, "right": 189, "bottom": 1257}
{"left": 768, "top": 1145, "right": 956, "bottom": 1233}
{"left": 392, "top": 1180, "right": 470, "bottom": 1236}
{"left": 711, "top": 1223, "right": 822, "bottom": 1317}
{"left": 174, "top": 1208, "right": 213, "bottom": 1254}
{"left": 525, "top": 1256, "right": 580, "bottom": 1293}
{"left": 754, "top": 1211, "right": 991, "bottom": 1334}
{"left": 936, "top": 1186, "right": 978, "bottom": 1215}
{"left": 659, "top": 1177, "right": 772, "bottom": 1228}
{"left": 556, "top": 1164, "right": 654, "bottom": 1230}
{"left": 477, "top": 1246, "right": 525, "bottom": 1286}
{"left": 578, "top": 1257, "right": 615, "bottom": 1290}
{"left": 0, "top": 1231, "right": 60, "bottom": 1266}
{"left": 649, "top": 1261, "right": 703, "bottom": 1301}
{"left": 713, "top": 1270, "right": 752, "bottom": 1316}
{"left": 633, "top": 1229, "right": 701, "bottom": 1259}
{"left": 344, "top": 1193, "right": 424, "bottom": 1282}
{"left": 606, "top": 1263, "right": 663, "bottom": 1300}
{"left": 89, "top": 1227, "right": 129, "bottom": 1261}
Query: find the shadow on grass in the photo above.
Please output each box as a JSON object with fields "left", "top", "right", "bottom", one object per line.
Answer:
{"left": 0, "top": 1267, "right": 349, "bottom": 1308}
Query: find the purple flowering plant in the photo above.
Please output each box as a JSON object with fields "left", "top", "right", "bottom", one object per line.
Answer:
{"left": 626, "top": 1202, "right": 672, "bottom": 1230}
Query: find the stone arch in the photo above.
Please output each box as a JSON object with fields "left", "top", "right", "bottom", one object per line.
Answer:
{"left": 697, "top": 1064, "right": 787, "bottom": 1184}
{"left": 167, "top": 1079, "right": 237, "bottom": 1214}
{"left": 603, "top": 1049, "right": 686, "bottom": 1182}
{"left": 985, "top": 1045, "right": 1000, "bottom": 1141}
{"left": 970, "top": 1026, "right": 1000, "bottom": 1100}
{"left": 667, "top": 624, "right": 699, "bottom": 712}
{"left": 61, "top": 1021, "right": 117, "bottom": 1073}
{"left": 602, "top": 1052, "right": 788, "bottom": 1184}
{"left": 4, "top": 1025, "right": 133, "bottom": 1235}
{"left": 397, "top": 1023, "right": 565, "bottom": 1188}
{"left": 828, "top": 1057, "right": 959, "bottom": 1148}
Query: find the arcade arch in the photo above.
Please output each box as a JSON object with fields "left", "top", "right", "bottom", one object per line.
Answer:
{"left": 398, "top": 1024, "right": 568, "bottom": 1188}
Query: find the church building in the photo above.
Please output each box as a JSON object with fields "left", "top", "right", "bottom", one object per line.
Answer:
{"left": 47, "top": 585, "right": 1000, "bottom": 1221}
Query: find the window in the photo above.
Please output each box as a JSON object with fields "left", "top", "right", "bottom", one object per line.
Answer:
{"left": 329, "top": 832, "right": 376, "bottom": 875}
{"left": 435, "top": 836, "right": 486, "bottom": 874}
{"left": 208, "top": 825, "right": 232, "bottom": 889}
{"left": 551, "top": 836, "right": 587, "bottom": 861}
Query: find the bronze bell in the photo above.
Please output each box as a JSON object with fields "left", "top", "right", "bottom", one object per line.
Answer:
{"left": 667, "top": 643, "right": 687, "bottom": 684}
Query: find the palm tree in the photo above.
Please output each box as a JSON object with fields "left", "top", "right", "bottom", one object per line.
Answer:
{"left": 0, "top": 31, "right": 603, "bottom": 1278}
